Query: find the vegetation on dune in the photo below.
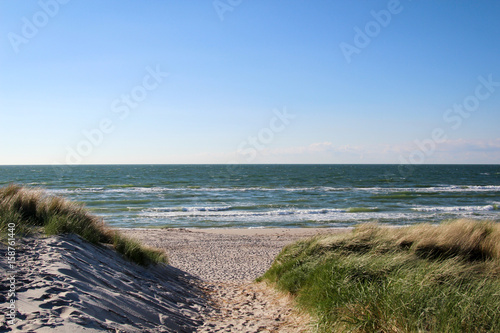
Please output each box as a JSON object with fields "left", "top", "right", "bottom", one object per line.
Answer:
{"left": 0, "top": 184, "right": 166, "bottom": 266}
{"left": 259, "top": 219, "right": 500, "bottom": 332}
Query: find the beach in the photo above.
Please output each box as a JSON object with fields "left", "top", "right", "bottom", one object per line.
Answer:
{"left": 1, "top": 164, "right": 498, "bottom": 331}
{"left": 1, "top": 227, "right": 347, "bottom": 332}
{"left": 121, "top": 227, "right": 346, "bottom": 282}
{"left": 124, "top": 227, "right": 348, "bottom": 331}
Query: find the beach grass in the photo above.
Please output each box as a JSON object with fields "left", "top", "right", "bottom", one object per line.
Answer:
{"left": 259, "top": 219, "right": 500, "bottom": 332}
{"left": 0, "top": 184, "right": 166, "bottom": 266}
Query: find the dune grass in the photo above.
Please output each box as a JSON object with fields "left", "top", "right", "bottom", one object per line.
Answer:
{"left": 259, "top": 219, "right": 500, "bottom": 332}
{"left": 0, "top": 184, "right": 166, "bottom": 266}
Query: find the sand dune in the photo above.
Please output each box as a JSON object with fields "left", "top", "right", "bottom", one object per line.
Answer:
{"left": 1, "top": 234, "right": 205, "bottom": 332}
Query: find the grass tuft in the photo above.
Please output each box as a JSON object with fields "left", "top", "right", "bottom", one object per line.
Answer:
{"left": 260, "top": 219, "right": 500, "bottom": 332}
{"left": 0, "top": 184, "right": 167, "bottom": 266}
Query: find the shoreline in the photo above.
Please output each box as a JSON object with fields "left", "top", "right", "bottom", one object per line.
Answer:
{"left": 120, "top": 226, "right": 353, "bottom": 235}
{"left": 188, "top": 226, "right": 353, "bottom": 235}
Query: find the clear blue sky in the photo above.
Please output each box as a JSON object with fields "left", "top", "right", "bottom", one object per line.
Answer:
{"left": 1, "top": 0, "right": 499, "bottom": 165}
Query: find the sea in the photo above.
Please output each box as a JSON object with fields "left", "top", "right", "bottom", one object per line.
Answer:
{"left": 0, "top": 164, "right": 499, "bottom": 228}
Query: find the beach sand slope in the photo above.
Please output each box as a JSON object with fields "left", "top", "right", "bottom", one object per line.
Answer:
{"left": 0, "top": 234, "right": 206, "bottom": 332}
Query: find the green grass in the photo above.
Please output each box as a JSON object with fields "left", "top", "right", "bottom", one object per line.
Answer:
{"left": 259, "top": 220, "right": 500, "bottom": 332}
{"left": 0, "top": 184, "right": 167, "bottom": 266}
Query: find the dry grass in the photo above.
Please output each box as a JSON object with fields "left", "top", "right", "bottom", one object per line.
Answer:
{"left": 394, "top": 219, "right": 500, "bottom": 261}
{"left": 261, "top": 219, "right": 500, "bottom": 332}
{"left": 0, "top": 184, "right": 166, "bottom": 266}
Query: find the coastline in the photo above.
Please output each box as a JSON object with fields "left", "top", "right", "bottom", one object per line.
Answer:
{"left": 187, "top": 226, "right": 353, "bottom": 236}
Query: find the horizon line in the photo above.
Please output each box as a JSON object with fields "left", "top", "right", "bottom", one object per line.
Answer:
{"left": 1, "top": 163, "right": 499, "bottom": 167}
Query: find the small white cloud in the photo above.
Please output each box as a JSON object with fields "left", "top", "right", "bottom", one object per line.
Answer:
{"left": 436, "top": 138, "right": 500, "bottom": 153}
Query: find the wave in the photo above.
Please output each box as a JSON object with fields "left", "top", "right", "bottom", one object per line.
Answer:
{"left": 47, "top": 185, "right": 352, "bottom": 194}
{"left": 139, "top": 210, "right": 424, "bottom": 225}
{"left": 361, "top": 185, "right": 500, "bottom": 193}
{"left": 88, "top": 199, "right": 153, "bottom": 206}
{"left": 138, "top": 203, "right": 499, "bottom": 221}
{"left": 412, "top": 205, "right": 498, "bottom": 212}
{"left": 145, "top": 206, "right": 232, "bottom": 213}
{"left": 140, "top": 207, "right": 383, "bottom": 218}
{"left": 48, "top": 184, "right": 500, "bottom": 195}
{"left": 49, "top": 187, "right": 105, "bottom": 194}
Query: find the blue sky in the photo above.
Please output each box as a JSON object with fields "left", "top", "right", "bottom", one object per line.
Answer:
{"left": 1, "top": 0, "right": 499, "bottom": 165}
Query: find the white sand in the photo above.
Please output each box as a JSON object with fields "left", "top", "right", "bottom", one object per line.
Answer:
{"left": 1, "top": 228, "right": 348, "bottom": 332}
{"left": 122, "top": 228, "right": 348, "bottom": 332}
{"left": 1, "top": 234, "right": 205, "bottom": 332}
{"left": 122, "top": 228, "right": 347, "bottom": 282}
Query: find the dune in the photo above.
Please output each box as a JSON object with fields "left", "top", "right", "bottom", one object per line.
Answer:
{"left": 0, "top": 234, "right": 206, "bottom": 332}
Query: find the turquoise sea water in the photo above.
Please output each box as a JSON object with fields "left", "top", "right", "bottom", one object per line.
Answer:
{"left": 0, "top": 165, "right": 499, "bottom": 228}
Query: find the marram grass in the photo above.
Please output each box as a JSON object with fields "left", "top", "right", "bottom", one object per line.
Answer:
{"left": 259, "top": 220, "right": 500, "bottom": 332}
{"left": 0, "top": 184, "right": 166, "bottom": 266}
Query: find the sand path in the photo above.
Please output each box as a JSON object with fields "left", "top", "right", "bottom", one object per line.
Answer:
{"left": 123, "top": 228, "right": 347, "bottom": 332}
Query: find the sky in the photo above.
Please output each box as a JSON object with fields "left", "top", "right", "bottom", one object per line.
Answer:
{"left": 1, "top": 0, "right": 499, "bottom": 165}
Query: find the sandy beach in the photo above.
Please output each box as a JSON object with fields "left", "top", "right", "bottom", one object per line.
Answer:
{"left": 1, "top": 228, "right": 348, "bottom": 332}
{"left": 122, "top": 228, "right": 346, "bottom": 282}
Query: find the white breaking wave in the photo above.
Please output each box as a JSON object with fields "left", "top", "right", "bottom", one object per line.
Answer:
{"left": 146, "top": 206, "right": 232, "bottom": 213}
{"left": 139, "top": 209, "right": 422, "bottom": 224}
{"left": 363, "top": 185, "right": 500, "bottom": 193}
{"left": 142, "top": 207, "right": 346, "bottom": 216}
{"left": 140, "top": 207, "right": 385, "bottom": 219}
{"left": 412, "top": 205, "right": 497, "bottom": 212}
{"left": 48, "top": 185, "right": 500, "bottom": 195}
{"left": 49, "top": 186, "right": 351, "bottom": 194}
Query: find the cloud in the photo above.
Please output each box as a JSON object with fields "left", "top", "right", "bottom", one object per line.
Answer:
{"left": 436, "top": 138, "right": 500, "bottom": 153}
{"left": 148, "top": 139, "right": 500, "bottom": 164}
{"left": 263, "top": 142, "right": 367, "bottom": 155}
{"left": 258, "top": 139, "right": 500, "bottom": 164}
{"left": 397, "top": 138, "right": 500, "bottom": 164}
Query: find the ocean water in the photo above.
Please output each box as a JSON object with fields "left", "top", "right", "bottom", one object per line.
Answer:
{"left": 0, "top": 164, "right": 499, "bottom": 228}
